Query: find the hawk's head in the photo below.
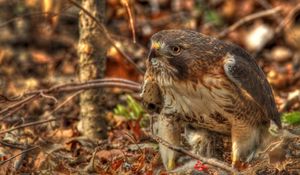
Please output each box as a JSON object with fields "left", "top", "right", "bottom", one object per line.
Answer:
{"left": 148, "top": 30, "right": 223, "bottom": 80}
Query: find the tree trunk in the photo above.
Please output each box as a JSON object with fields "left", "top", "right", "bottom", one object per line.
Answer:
{"left": 77, "top": 0, "right": 107, "bottom": 139}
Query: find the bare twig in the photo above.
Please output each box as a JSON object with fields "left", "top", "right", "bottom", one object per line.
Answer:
{"left": 0, "top": 118, "right": 59, "bottom": 135}
{"left": 279, "top": 90, "right": 300, "bottom": 112}
{"left": 217, "top": 7, "right": 282, "bottom": 38}
{"left": 275, "top": 4, "right": 300, "bottom": 34}
{"left": 32, "top": 82, "right": 140, "bottom": 94}
{"left": 47, "top": 90, "right": 82, "bottom": 113}
{"left": 14, "top": 145, "right": 27, "bottom": 170}
{"left": 123, "top": 131, "right": 143, "bottom": 154}
{"left": 145, "top": 132, "right": 239, "bottom": 174}
{"left": 0, "top": 95, "right": 20, "bottom": 103}
{"left": 0, "top": 103, "right": 27, "bottom": 122}
{"left": 0, "top": 94, "right": 38, "bottom": 116}
{"left": 0, "top": 78, "right": 141, "bottom": 118}
{"left": 84, "top": 147, "right": 98, "bottom": 172}
{"left": 24, "top": 78, "right": 140, "bottom": 96}
{"left": 252, "top": 4, "right": 300, "bottom": 58}
{"left": 24, "top": 79, "right": 140, "bottom": 97}
{"left": 255, "top": 0, "right": 283, "bottom": 24}
{"left": 67, "top": 0, "right": 144, "bottom": 74}
{"left": 40, "top": 92, "right": 58, "bottom": 103}
{"left": 0, "top": 146, "right": 39, "bottom": 165}
{"left": 255, "top": 0, "right": 274, "bottom": 10}
{"left": 0, "top": 5, "right": 72, "bottom": 28}
{"left": 87, "top": 78, "right": 140, "bottom": 86}
{"left": 121, "top": 0, "right": 136, "bottom": 43}
{"left": 0, "top": 91, "right": 81, "bottom": 135}
{"left": 0, "top": 141, "right": 26, "bottom": 150}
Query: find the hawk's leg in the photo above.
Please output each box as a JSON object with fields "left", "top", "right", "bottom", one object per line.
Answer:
{"left": 184, "top": 124, "right": 224, "bottom": 159}
{"left": 231, "top": 122, "right": 267, "bottom": 169}
{"left": 157, "top": 114, "right": 181, "bottom": 170}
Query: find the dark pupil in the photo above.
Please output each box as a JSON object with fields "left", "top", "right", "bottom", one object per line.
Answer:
{"left": 295, "top": 13, "right": 300, "bottom": 24}
{"left": 173, "top": 46, "right": 179, "bottom": 52}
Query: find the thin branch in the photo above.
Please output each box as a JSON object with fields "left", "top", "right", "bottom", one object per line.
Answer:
{"left": 30, "top": 79, "right": 139, "bottom": 96}
{"left": 0, "top": 103, "right": 26, "bottom": 122}
{"left": 0, "top": 5, "right": 73, "bottom": 29}
{"left": 51, "top": 82, "right": 141, "bottom": 93}
{"left": 252, "top": 4, "right": 300, "bottom": 58}
{"left": 67, "top": 0, "right": 144, "bottom": 74}
{"left": 25, "top": 79, "right": 140, "bottom": 96}
{"left": 0, "top": 118, "right": 59, "bottom": 135}
{"left": 47, "top": 90, "right": 82, "bottom": 114}
{"left": 279, "top": 90, "right": 300, "bottom": 112}
{"left": 40, "top": 92, "right": 58, "bottom": 103}
{"left": 0, "top": 141, "right": 26, "bottom": 150}
{"left": 0, "top": 146, "right": 39, "bottom": 165}
{"left": 0, "top": 95, "right": 19, "bottom": 103}
{"left": 0, "top": 78, "right": 141, "bottom": 118}
{"left": 0, "top": 91, "right": 81, "bottom": 135}
{"left": 275, "top": 3, "right": 300, "bottom": 34}
{"left": 145, "top": 132, "right": 239, "bottom": 174}
{"left": 255, "top": 0, "right": 283, "bottom": 24}
{"left": 0, "top": 94, "right": 38, "bottom": 116}
{"left": 121, "top": 0, "right": 136, "bottom": 43}
{"left": 217, "top": 7, "right": 282, "bottom": 38}
{"left": 123, "top": 131, "right": 143, "bottom": 154}
{"left": 87, "top": 78, "right": 140, "bottom": 86}
{"left": 84, "top": 147, "right": 99, "bottom": 172}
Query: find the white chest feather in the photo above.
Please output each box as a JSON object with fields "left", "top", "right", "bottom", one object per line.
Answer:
{"left": 158, "top": 75, "right": 232, "bottom": 133}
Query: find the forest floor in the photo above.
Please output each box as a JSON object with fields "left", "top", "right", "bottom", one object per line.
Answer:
{"left": 0, "top": 0, "right": 300, "bottom": 174}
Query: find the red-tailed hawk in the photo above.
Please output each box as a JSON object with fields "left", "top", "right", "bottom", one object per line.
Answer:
{"left": 141, "top": 29, "right": 281, "bottom": 170}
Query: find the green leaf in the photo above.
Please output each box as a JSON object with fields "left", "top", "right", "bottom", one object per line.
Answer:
{"left": 126, "top": 95, "right": 143, "bottom": 119}
{"left": 113, "top": 95, "right": 145, "bottom": 121}
{"left": 281, "top": 111, "right": 300, "bottom": 125}
{"left": 204, "top": 10, "right": 223, "bottom": 26}
{"left": 114, "top": 104, "right": 130, "bottom": 119}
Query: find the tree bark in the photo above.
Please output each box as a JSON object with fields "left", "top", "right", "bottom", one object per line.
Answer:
{"left": 77, "top": 0, "right": 107, "bottom": 139}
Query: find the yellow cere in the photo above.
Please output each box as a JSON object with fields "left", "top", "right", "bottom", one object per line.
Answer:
{"left": 151, "top": 41, "right": 161, "bottom": 49}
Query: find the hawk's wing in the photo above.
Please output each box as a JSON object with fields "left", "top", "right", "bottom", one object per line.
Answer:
{"left": 223, "top": 46, "right": 281, "bottom": 128}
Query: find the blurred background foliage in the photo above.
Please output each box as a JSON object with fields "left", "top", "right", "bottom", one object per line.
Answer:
{"left": 0, "top": 0, "right": 300, "bottom": 174}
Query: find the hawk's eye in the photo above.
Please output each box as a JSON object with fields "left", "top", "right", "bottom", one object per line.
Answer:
{"left": 170, "top": 45, "right": 181, "bottom": 55}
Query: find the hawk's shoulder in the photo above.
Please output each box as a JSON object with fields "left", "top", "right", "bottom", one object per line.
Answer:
{"left": 222, "top": 46, "right": 281, "bottom": 127}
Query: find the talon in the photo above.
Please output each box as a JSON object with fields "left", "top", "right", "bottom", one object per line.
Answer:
{"left": 167, "top": 159, "right": 176, "bottom": 170}
{"left": 232, "top": 160, "right": 248, "bottom": 171}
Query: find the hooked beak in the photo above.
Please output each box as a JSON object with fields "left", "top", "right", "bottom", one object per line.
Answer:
{"left": 148, "top": 41, "right": 162, "bottom": 60}
{"left": 148, "top": 48, "right": 159, "bottom": 61}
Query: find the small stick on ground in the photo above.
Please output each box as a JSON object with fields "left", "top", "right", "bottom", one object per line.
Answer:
{"left": 0, "top": 91, "right": 81, "bottom": 135}
{"left": 0, "top": 94, "right": 38, "bottom": 116}
{"left": 0, "top": 117, "right": 58, "bottom": 135}
{"left": 217, "top": 7, "right": 282, "bottom": 38}
{"left": 0, "top": 141, "right": 26, "bottom": 150}
{"left": 0, "top": 146, "right": 39, "bottom": 165}
{"left": 145, "top": 131, "right": 239, "bottom": 174}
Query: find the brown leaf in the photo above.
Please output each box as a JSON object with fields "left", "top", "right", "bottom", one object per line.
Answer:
{"left": 30, "top": 50, "right": 53, "bottom": 64}
{"left": 34, "top": 151, "right": 47, "bottom": 169}
{"left": 111, "top": 158, "right": 124, "bottom": 171}
{"left": 51, "top": 129, "right": 75, "bottom": 141}
{"left": 128, "top": 121, "right": 143, "bottom": 140}
{"left": 96, "top": 149, "right": 123, "bottom": 161}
